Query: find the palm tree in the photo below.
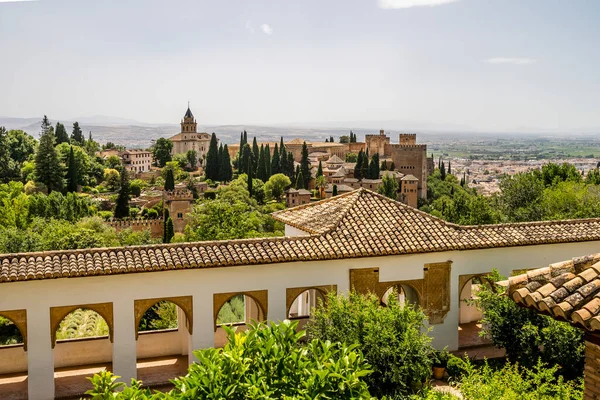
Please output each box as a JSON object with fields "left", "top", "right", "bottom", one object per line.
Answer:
{"left": 315, "top": 175, "right": 328, "bottom": 199}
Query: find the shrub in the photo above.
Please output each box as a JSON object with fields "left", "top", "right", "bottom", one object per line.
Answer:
{"left": 87, "top": 321, "right": 374, "bottom": 399}
{"left": 458, "top": 359, "right": 583, "bottom": 400}
{"left": 307, "top": 291, "right": 434, "bottom": 398}
{"left": 145, "top": 208, "right": 159, "bottom": 219}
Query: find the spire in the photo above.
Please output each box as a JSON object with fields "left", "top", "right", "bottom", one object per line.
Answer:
{"left": 184, "top": 102, "right": 194, "bottom": 119}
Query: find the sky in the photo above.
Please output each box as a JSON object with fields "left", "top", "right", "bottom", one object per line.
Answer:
{"left": 0, "top": 0, "right": 599, "bottom": 131}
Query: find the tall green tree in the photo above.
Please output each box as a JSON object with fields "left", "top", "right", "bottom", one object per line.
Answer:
{"left": 164, "top": 217, "right": 174, "bottom": 243}
{"left": 256, "top": 145, "right": 267, "bottom": 182}
{"left": 162, "top": 208, "right": 170, "bottom": 243}
{"left": 300, "top": 141, "right": 310, "bottom": 189}
{"left": 295, "top": 171, "right": 304, "bottom": 190}
{"left": 252, "top": 137, "right": 259, "bottom": 168}
{"left": 378, "top": 173, "right": 398, "bottom": 200}
{"left": 286, "top": 151, "right": 295, "bottom": 180}
{"left": 205, "top": 133, "right": 220, "bottom": 180}
{"left": 332, "top": 184, "right": 338, "bottom": 196}
{"left": 247, "top": 158, "right": 253, "bottom": 196}
{"left": 265, "top": 144, "right": 271, "bottom": 178}
{"left": 279, "top": 137, "right": 287, "bottom": 174}
{"left": 240, "top": 143, "right": 252, "bottom": 176}
{"left": 113, "top": 168, "right": 130, "bottom": 219}
{"left": 271, "top": 143, "right": 280, "bottom": 175}
{"left": 219, "top": 144, "right": 233, "bottom": 182}
{"left": 0, "top": 127, "right": 17, "bottom": 183}
{"left": 152, "top": 138, "right": 173, "bottom": 167}
{"left": 164, "top": 169, "right": 175, "bottom": 191}
{"left": 368, "top": 154, "right": 380, "bottom": 179}
{"left": 186, "top": 149, "right": 198, "bottom": 171}
{"left": 440, "top": 161, "right": 447, "bottom": 180}
{"left": 316, "top": 161, "right": 323, "bottom": 178}
{"left": 447, "top": 160, "right": 452, "bottom": 175}
{"left": 66, "top": 146, "right": 78, "bottom": 193}
{"left": 71, "top": 122, "right": 84, "bottom": 145}
{"left": 55, "top": 122, "right": 69, "bottom": 144}
{"left": 35, "top": 116, "right": 63, "bottom": 193}
{"left": 354, "top": 149, "right": 364, "bottom": 179}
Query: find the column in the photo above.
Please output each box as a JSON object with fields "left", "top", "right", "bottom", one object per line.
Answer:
{"left": 27, "top": 307, "right": 54, "bottom": 400}
{"left": 268, "top": 286, "right": 287, "bottom": 323}
{"left": 112, "top": 299, "right": 137, "bottom": 382}
{"left": 188, "top": 292, "right": 213, "bottom": 364}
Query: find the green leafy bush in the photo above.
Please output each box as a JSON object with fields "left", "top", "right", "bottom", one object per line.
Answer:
{"left": 458, "top": 359, "right": 583, "bottom": 400}
{"left": 307, "top": 291, "right": 435, "bottom": 398}
{"left": 87, "top": 320, "right": 374, "bottom": 399}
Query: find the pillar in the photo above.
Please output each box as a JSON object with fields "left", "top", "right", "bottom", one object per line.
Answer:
{"left": 27, "top": 307, "right": 54, "bottom": 400}
{"left": 268, "top": 286, "right": 286, "bottom": 323}
{"left": 188, "top": 292, "right": 213, "bottom": 364}
{"left": 112, "top": 299, "right": 137, "bottom": 382}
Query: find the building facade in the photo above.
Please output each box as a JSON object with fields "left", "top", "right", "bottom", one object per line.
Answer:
{"left": 168, "top": 107, "right": 211, "bottom": 168}
{"left": 121, "top": 149, "right": 153, "bottom": 174}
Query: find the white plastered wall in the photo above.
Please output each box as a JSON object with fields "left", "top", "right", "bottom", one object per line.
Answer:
{"left": 1, "top": 239, "right": 599, "bottom": 399}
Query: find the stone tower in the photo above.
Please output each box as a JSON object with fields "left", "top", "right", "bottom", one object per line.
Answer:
{"left": 164, "top": 189, "right": 194, "bottom": 233}
{"left": 400, "top": 175, "right": 419, "bottom": 208}
{"left": 180, "top": 104, "right": 197, "bottom": 134}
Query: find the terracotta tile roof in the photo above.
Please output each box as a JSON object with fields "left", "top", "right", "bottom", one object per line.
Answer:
{"left": 3, "top": 189, "right": 600, "bottom": 284}
{"left": 505, "top": 254, "right": 600, "bottom": 331}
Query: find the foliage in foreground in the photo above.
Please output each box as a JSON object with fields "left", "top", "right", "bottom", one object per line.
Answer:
{"left": 87, "top": 320, "right": 374, "bottom": 399}
{"left": 307, "top": 291, "right": 435, "bottom": 398}
{"left": 475, "top": 269, "right": 584, "bottom": 379}
{"left": 456, "top": 359, "right": 583, "bottom": 400}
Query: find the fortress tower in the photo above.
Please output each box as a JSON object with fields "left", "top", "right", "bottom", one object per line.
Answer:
{"left": 164, "top": 189, "right": 194, "bottom": 233}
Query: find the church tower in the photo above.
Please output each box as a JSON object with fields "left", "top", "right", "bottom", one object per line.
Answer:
{"left": 180, "top": 103, "right": 197, "bottom": 134}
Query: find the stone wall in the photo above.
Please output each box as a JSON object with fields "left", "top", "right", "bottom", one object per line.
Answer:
{"left": 106, "top": 218, "right": 164, "bottom": 238}
{"left": 386, "top": 144, "right": 428, "bottom": 198}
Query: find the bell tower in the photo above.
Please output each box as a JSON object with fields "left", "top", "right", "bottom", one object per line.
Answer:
{"left": 180, "top": 102, "right": 197, "bottom": 134}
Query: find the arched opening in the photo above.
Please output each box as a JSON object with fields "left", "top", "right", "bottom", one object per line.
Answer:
{"left": 458, "top": 276, "right": 492, "bottom": 349}
{"left": 381, "top": 284, "right": 419, "bottom": 307}
{"left": 0, "top": 314, "right": 27, "bottom": 400}
{"left": 214, "top": 294, "right": 264, "bottom": 347}
{"left": 53, "top": 308, "right": 112, "bottom": 398}
{"left": 287, "top": 289, "right": 325, "bottom": 331}
{"left": 135, "top": 300, "right": 189, "bottom": 387}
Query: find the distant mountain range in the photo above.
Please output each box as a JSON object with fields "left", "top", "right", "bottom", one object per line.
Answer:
{"left": 1, "top": 116, "right": 598, "bottom": 149}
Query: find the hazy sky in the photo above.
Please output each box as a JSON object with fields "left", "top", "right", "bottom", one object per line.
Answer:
{"left": 1, "top": 0, "right": 599, "bottom": 131}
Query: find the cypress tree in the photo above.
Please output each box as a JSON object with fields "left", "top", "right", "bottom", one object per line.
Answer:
{"left": 205, "top": 132, "right": 219, "bottom": 180}
{"left": 252, "top": 137, "right": 259, "bottom": 168}
{"left": 241, "top": 143, "right": 252, "bottom": 176}
{"left": 381, "top": 160, "right": 387, "bottom": 171}
{"left": 0, "top": 127, "right": 14, "bottom": 183}
{"left": 295, "top": 171, "right": 304, "bottom": 190}
{"left": 238, "top": 131, "right": 245, "bottom": 157}
{"left": 247, "top": 158, "right": 253, "bottom": 196}
{"left": 114, "top": 168, "right": 130, "bottom": 219}
{"left": 55, "top": 122, "right": 69, "bottom": 144}
{"left": 279, "top": 137, "right": 287, "bottom": 174}
{"left": 287, "top": 151, "right": 295, "bottom": 180}
{"left": 354, "top": 150, "right": 363, "bottom": 179}
{"left": 164, "top": 168, "right": 175, "bottom": 191}
{"left": 271, "top": 143, "right": 280, "bottom": 175}
{"left": 243, "top": 130, "right": 248, "bottom": 147}
{"left": 300, "top": 141, "right": 310, "bottom": 189}
{"left": 332, "top": 184, "right": 338, "bottom": 196}
{"left": 35, "top": 116, "right": 63, "bottom": 193}
{"left": 71, "top": 121, "right": 84, "bottom": 145}
{"left": 257, "top": 145, "right": 267, "bottom": 182}
{"left": 220, "top": 144, "right": 233, "bottom": 182}
{"left": 66, "top": 146, "right": 78, "bottom": 193}
{"left": 390, "top": 162, "right": 395, "bottom": 171}
{"left": 448, "top": 160, "right": 452, "bottom": 175}
{"left": 330, "top": 136, "right": 334, "bottom": 143}
{"left": 265, "top": 144, "right": 271, "bottom": 178}
{"left": 368, "top": 154, "right": 380, "bottom": 179}
{"left": 317, "top": 160, "right": 323, "bottom": 177}
{"left": 165, "top": 217, "right": 174, "bottom": 243}
{"left": 217, "top": 144, "right": 224, "bottom": 179}
{"left": 162, "top": 209, "right": 170, "bottom": 243}
{"left": 440, "top": 161, "right": 447, "bottom": 180}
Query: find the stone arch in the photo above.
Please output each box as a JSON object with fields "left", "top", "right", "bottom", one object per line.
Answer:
{"left": 458, "top": 273, "right": 493, "bottom": 300}
{"left": 380, "top": 283, "right": 421, "bottom": 307}
{"left": 134, "top": 296, "right": 193, "bottom": 339}
{"left": 50, "top": 303, "right": 113, "bottom": 348}
{"left": 286, "top": 285, "right": 337, "bottom": 317}
{"left": 0, "top": 309, "right": 27, "bottom": 350}
{"left": 213, "top": 290, "right": 268, "bottom": 331}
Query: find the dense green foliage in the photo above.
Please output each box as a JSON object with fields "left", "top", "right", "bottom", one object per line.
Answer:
{"left": 423, "top": 162, "right": 600, "bottom": 224}
{"left": 216, "top": 294, "right": 245, "bottom": 324}
{"left": 0, "top": 316, "right": 23, "bottom": 345}
{"left": 378, "top": 172, "right": 399, "bottom": 199}
{"left": 113, "top": 168, "right": 130, "bottom": 218}
{"left": 152, "top": 138, "right": 173, "bottom": 167}
{"left": 87, "top": 321, "right": 374, "bottom": 399}
{"left": 138, "top": 301, "right": 178, "bottom": 331}
{"left": 184, "top": 176, "right": 284, "bottom": 241}
{"left": 56, "top": 309, "right": 109, "bottom": 340}
{"left": 307, "top": 291, "right": 435, "bottom": 398}
{"left": 475, "top": 270, "right": 584, "bottom": 379}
